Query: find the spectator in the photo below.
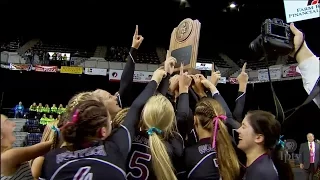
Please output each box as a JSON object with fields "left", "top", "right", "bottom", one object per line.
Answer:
{"left": 42, "top": 104, "right": 50, "bottom": 114}
{"left": 14, "top": 101, "right": 24, "bottom": 118}
{"left": 56, "top": 114, "right": 61, "bottom": 121}
{"left": 33, "top": 51, "right": 40, "bottom": 65}
{"left": 37, "top": 103, "right": 43, "bottom": 113}
{"left": 29, "top": 102, "right": 37, "bottom": 112}
{"left": 48, "top": 115, "right": 55, "bottom": 123}
{"left": 57, "top": 104, "right": 65, "bottom": 115}
{"left": 51, "top": 104, "right": 57, "bottom": 114}
{"left": 40, "top": 114, "right": 48, "bottom": 125}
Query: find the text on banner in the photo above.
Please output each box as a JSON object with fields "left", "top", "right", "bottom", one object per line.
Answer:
{"left": 60, "top": 66, "right": 83, "bottom": 74}
{"left": 34, "top": 65, "right": 58, "bottom": 73}
{"left": 9, "top": 64, "right": 32, "bottom": 71}
{"left": 284, "top": 1, "right": 319, "bottom": 23}
{"left": 282, "top": 64, "right": 301, "bottom": 77}
{"left": 109, "top": 69, "right": 153, "bottom": 83}
{"left": 84, "top": 68, "right": 107, "bottom": 76}
{"left": 258, "top": 67, "right": 282, "bottom": 81}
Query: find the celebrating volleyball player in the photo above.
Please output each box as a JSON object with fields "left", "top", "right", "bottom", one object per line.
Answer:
{"left": 126, "top": 63, "right": 191, "bottom": 180}
{"left": 237, "top": 110, "right": 294, "bottom": 180}
{"left": 183, "top": 78, "right": 241, "bottom": 180}
{"left": 93, "top": 25, "right": 144, "bottom": 119}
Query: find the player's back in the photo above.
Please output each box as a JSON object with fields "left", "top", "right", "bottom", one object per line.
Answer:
{"left": 126, "top": 131, "right": 184, "bottom": 180}
{"left": 40, "top": 142, "right": 127, "bottom": 180}
{"left": 184, "top": 137, "right": 220, "bottom": 180}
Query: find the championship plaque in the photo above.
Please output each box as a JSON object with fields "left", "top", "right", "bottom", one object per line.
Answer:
{"left": 168, "top": 18, "right": 201, "bottom": 72}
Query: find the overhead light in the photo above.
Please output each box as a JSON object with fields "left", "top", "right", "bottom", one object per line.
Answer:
{"left": 230, "top": 3, "right": 236, "bottom": 8}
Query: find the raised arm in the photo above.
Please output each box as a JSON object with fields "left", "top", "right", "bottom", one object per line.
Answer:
{"left": 233, "top": 92, "right": 246, "bottom": 122}
{"left": 233, "top": 63, "right": 248, "bottom": 122}
{"left": 1, "top": 141, "right": 52, "bottom": 175}
{"left": 110, "top": 68, "right": 166, "bottom": 156}
{"left": 290, "top": 23, "right": 320, "bottom": 108}
{"left": 118, "top": 25, "right": 144, "bottom": 107}
{"left": 201, "top": 78, "right": 241, "bottom": 130}
{"left": 158, "top": 52, "right": 177, "bottom": 96}
{"left": 176, "top": 65, "right": 192, "bottom": 138}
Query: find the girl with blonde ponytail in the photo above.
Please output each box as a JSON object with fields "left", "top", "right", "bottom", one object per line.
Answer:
{"left": 126, "top": 94, "right": 183, "bottom": 180}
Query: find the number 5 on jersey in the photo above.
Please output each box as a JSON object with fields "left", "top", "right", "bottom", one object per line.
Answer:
{"left": 127, "top": 151, "right": 151, "bottom": 180}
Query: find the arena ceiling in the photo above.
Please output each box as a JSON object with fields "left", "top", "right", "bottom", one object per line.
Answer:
{"left": 2, "top": 0, "right": 319, "bottom": 61}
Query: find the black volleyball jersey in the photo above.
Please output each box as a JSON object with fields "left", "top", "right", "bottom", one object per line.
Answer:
{"left": 184, "top": 138, "right": 220, "bottom": 180}
{"left": 243, "top": 154, "right": 278, "bottom": 180}
{"left": 126, "top": 131, "right": 184, "bottom": 180}
{"left": 40, "top": 125, "right": 132, "bottom": 180}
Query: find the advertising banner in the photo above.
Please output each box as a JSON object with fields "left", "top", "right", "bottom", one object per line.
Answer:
{"left": 109, "top": 69, "right": 153, "bottom": 83}
{"left": 284, "top": 0, "right": 319, "bottom": 23}
{"left": 282, "top": 64, "right": 301, "bottom": 77}
{"left": 34, "top": 65, "right": 58, "bottom": 73}
{"left": 9, "top": 64, "right": 32, "bottom": 71}
{"left": 84, "top": 68, "right": 107, "bottom": 76}
{"left": 60, "top": 66, "right": 83, "bottom": 74}
{"left": 257, "top": 67, "right": 282, "bottom": 81}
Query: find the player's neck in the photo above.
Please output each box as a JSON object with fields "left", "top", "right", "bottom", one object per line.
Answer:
{"left": 245, "top": 147, "right": 267, "bottom": 167}
{"left": 197, "top": 128, "right": 212, "bottom": 140}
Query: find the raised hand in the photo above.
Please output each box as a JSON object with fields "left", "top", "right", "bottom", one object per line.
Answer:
{"left": 237, "top": 62, "right": 249, "bottom": 85}
{"left": 178, "top": 63, "right": 192, "bottom": 93}
{"left": 132, "top": 25, "right": 144, "bottom": 49}
{"left": 164, "top": 51, "right": 177, "bottom": 75}
{"left": 210, "top": 63, "right": 221, "bottom": 86}
{"left": 151, "top": 67, "right": 167, "bottom": 85}
{"left": 289, "top": 23, "right": 304, "bottom": 55}
{"left": 179, "top": 63, "right": 192, "bottom": 88}
{"left": 191, "top": 74, "right": 206, "bottom": 97}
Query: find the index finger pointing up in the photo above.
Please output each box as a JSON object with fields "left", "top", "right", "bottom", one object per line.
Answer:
{"left": 180, "top": 63, "right": 184, "bottom": 75}
{"left": 211, "top": 62, "right": 215, "bottom": 72}
{"left": 135, "top": 25, "right": 138, "bottom": 36}
{"left": 242, "top": 62, "right": 247, "bottom": 72}
{"left": 166, "top": 50, "right": 170, "bottom": 59}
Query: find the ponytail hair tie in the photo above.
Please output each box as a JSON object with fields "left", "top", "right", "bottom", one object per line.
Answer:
{"left": 147, "top": 127, "right": 162, "bottom": 136}
{"left": 72, "top": 109, "right": 80, "bottom": 124}
{"left": 212, "top": 115, "right": 227, "bottom": 149}
{"left": 277, "top": 135, "right": 285, "bottom": 149}
{"left": 51, "top": 126, "right": 60, "bottom": 137}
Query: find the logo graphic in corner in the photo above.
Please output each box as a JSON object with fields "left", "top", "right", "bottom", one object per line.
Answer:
{"left": 112, "top": 72, "right": 118, "bottom": 78}
{"left": 308, "top": 0, "right": 319, "bottom": 5}
{"left": 285, "top": 139, "right": 297, "bottom": 153}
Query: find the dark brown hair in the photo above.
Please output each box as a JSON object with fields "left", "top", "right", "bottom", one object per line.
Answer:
{"left": 247, "top": 110, "right": 294, "bottom": 180}
{"left": 61, "top": 99, "right": 110, "bottom": 149}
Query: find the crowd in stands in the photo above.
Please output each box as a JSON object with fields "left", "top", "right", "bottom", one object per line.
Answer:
{"left": 21, "top": 40, "right": 96, "bottom": 67}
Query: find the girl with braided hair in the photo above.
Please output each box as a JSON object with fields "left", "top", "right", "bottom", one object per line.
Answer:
{"left": 183, "top": 97, "right": 241, "bottom": 180}
{"left": 31, "top": 91, "right": 93, "bottom": 179}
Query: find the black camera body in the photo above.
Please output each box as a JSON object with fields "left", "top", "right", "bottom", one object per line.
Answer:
{"left": 250, "top": 18, "right": 294, "bottom": 57}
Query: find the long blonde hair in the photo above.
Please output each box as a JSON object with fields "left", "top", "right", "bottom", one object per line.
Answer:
{"left": 194, "top": 98, "right": 240, "bottom": 180}
{"left": 112, "top": 108, "right": 129, "bottom": 129}
{"left": 60, "top": 92, "right": 93, "bottom": 126}
{"left": 141, "top": 94, "right": 177, "bottom": 180}
{"left": 41, "top": 120, "right": 63, "bottom": 149}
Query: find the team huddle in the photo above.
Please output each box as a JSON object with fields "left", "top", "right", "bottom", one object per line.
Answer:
{"left": 3, "top": 25, "right": 308, "bottom": 180}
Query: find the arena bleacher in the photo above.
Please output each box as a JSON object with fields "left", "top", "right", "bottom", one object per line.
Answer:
{"left": 106, "top": 46, "right": 160, "bottom": 64}
{"left": 1, "top": 37, "right": 23, "bottom": 52}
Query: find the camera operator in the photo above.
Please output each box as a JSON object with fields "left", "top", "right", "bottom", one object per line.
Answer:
{"left": 290, "top": 23, "right": 320, "bottom": 109}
